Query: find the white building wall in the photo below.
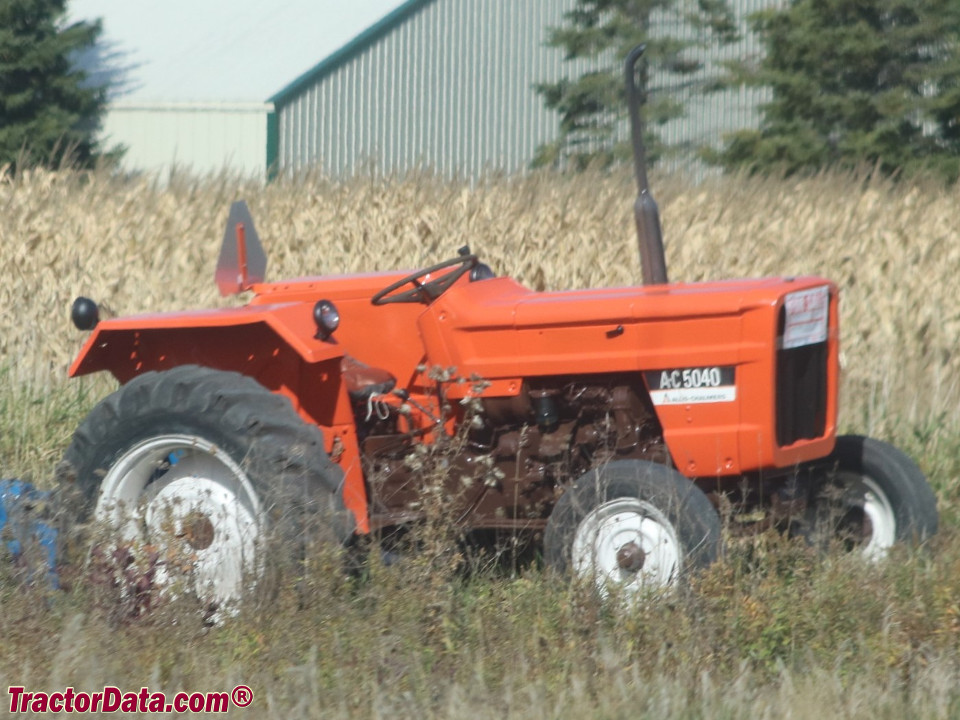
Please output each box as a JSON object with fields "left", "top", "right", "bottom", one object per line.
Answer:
{"left": 101, "top": 101, "right": 272, "bottom": 177}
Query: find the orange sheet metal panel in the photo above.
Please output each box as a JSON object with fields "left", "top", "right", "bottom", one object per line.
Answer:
{"left": 69, "top": 302, "right": 336, "bottom": 378}
{"left": 415, "top": 275, "right": 838, "bottom": 476}
{"left": 251, "top": 273, "right": 448, "bottom": 388}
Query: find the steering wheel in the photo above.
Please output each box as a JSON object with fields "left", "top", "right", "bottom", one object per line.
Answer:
{"left": 371, "top": 254, "right": 478, "bottom": 305}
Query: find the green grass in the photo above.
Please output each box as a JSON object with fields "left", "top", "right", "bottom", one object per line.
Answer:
{"left": 1, "top": 377, "right": 959, "bottom": 718}
{"left": 3, "top": 166, "right": 960, "bottom": 717}
{"left": 0, "top": 373, "right": 106, "bottom": 484}
{"left": 2, "top": 520, "right": 959, "bottom": 718}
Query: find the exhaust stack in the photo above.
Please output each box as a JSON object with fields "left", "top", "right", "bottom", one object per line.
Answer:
{"left": 625, "top": 45, "right": 668, "bottom": 286}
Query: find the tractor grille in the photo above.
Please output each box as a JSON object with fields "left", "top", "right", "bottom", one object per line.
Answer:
{"left": 776, "top": 307, "right": 828, "bottom": 446}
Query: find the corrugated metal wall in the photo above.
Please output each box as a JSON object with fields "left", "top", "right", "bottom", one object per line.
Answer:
{"left": 276, "top": 0, "right": 590, "bottom": 177}
{"left": 103, "top": 102, "right": 272, "bottom": 177}
{"left": 275, "top": 0, "right": 779, "bottom": 178}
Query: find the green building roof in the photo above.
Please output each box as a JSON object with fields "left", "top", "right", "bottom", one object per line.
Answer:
{"left": 269, "top": 0, "right": 436, "bottom": 107}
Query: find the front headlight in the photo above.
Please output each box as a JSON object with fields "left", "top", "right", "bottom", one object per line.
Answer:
{"left": 313, "top": 299, "right": 340, "bottom": 340}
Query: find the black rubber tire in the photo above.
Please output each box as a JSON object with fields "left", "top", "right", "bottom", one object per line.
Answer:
{"left": 56, "top": 365, "right": 353, "bottom": 602}
{"left": 544, "top": 460, "right": 721, "bottom": 594}
{"left": 802, "top": 434, "right": 938, "bottom": 552}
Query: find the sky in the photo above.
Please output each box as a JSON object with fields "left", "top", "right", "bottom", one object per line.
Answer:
{"left": 67, "top": 0, "right": 410, "bottom": 103}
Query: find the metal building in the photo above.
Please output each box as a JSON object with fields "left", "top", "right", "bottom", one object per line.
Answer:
{"left": 268, "top": 0, "right": 775, "bottom": 178}
{"left": 102, "top": 101, "right": 273, "bottom": 177}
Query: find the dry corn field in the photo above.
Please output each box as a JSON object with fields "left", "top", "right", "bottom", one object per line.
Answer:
{"left": 3, "top": 167, "right": 960, "bottom": 440}
{"left": 1, "top": 167, "right": 960, "bottom": 719}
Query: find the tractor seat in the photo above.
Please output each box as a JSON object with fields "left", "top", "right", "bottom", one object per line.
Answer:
{"left": 340, "top": 355, "right": 397, "bottom": 402}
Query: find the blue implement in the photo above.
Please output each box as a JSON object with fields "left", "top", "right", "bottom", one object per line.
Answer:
{"left": 0, "top": 478, "right": 58, "bottom": 588}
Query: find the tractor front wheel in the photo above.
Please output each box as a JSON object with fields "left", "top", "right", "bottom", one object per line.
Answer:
{"left": 800, "top": 435, "right": 938, "bottom": 558}
{"left": 58, "top": 365, "right": 351, "bottom": 613}
{"left": 544, "top": 460, "right": 721, "bottom": 600}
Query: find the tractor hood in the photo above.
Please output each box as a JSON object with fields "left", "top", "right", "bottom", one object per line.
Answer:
{"left": 418, "top": 273, "right": 839, "bottom": 475}
{"left": 418, "top": 273, "right": 836, "bottom": 381}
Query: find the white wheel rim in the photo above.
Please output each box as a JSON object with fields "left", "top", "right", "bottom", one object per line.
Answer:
{"left": 571, "top": 497, "right": 682, "bottom": 598}
{"left": 95, "top": 434, "right": 262, "bottom": 609}
{"left": 858, "top": 477, "right": 897, "bottom": 560}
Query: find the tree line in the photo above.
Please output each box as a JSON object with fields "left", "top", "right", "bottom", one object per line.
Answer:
{"left": 538, "top": 0, "right": 960, "bottom": 181}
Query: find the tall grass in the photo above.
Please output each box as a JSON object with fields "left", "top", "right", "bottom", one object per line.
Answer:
{"left": 1, "top": 167, "right": 959, "bottom": 717}
{"left": 2, "top": 532, "right": 960, "bottom": 718}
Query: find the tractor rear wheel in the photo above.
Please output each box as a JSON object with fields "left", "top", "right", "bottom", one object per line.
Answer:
{"left": 544, "top": 460, "right": 721, "bottom": 600}
{"left": 800, "top": 435, "right": 938, "bottom": 558}
{"left": 57, "top": 365, "right": 351, "bottom": 612}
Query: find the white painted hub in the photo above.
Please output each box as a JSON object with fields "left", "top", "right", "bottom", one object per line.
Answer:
{"left": 95, "top": 434, "right": 261, "bottom": 608}
{"left": 571, "top": 497, "right": 682, "bottom": 598}
{"left": 856, "top": 476, "right": 897, "bottom": 561}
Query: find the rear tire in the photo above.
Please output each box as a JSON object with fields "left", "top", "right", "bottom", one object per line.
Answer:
{"left": 57, "top": 365, "right": 351, "bottom": 611}
{"left": 544, "top": 460, "right": 721, "bottom": 600}
{"left": 801, "top": 435, "right": 938, "bottom": 558}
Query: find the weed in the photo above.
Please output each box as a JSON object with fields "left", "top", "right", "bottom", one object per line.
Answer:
{"left": 1, "top": 167, "right": 959, "bottom": 716}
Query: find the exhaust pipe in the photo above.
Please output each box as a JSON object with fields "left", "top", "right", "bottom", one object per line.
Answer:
{"left": 625, "top": 45, "right": 668, "bottom": 286}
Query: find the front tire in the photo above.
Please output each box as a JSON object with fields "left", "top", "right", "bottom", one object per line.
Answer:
{"left": 801, "top": 435, "right": 938, "bottom": 558}
{"left": 544, "top": 460, "right": 721, "bottom": 599}
{"left": 58, "top": 365, "right": 351, "bottom": 610}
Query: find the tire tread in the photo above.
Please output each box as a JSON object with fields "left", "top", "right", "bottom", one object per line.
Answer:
{"left": 58, "top": 365, "right": 351, "bottom": 541}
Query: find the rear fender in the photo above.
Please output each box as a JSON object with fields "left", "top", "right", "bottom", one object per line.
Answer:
{"left": 70, "top": 302, "right": 353, "bottom": 426}
{"left": 69, "top": 302, "right": 375, "bottom": 532}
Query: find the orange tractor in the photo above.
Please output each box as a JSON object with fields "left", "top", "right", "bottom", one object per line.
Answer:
{"left": 60, "top": 48, "right": 937, "bottom": 606}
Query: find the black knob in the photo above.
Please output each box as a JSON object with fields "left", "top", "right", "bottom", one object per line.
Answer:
{"left": 71, "top": 296, "right": 99, "bottom": 330}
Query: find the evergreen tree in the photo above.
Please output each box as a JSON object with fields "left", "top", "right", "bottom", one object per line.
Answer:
{"left": 0, "top": 0, "right": 110, "bottom": 170}
{"left": 715, "top": 0, "right": 960, "bottom": 180}
{"left": 535, "top": 0, "right": 737, "bottom": 170}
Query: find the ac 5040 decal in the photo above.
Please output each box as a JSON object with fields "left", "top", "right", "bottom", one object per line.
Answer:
{"left": 644, "top": 366, "right": 736, "bottom": 406}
